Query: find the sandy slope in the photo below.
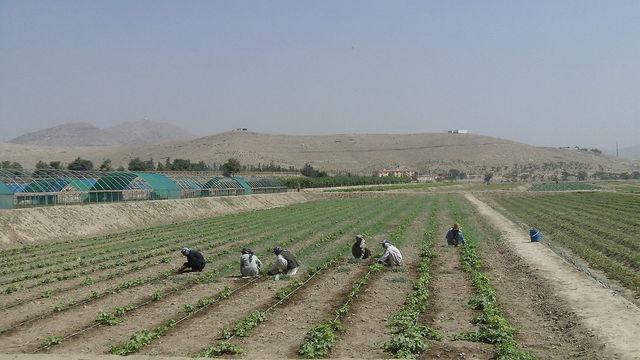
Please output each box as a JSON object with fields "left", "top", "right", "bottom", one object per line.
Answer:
{"left": 0, "top": 192, "right": 315, "bottom": 249}
{"left": 465, "top": 193, "right": 640, "bottom": 360}
{"left": 2, "top": 131, "right": 637, "bottom": 173}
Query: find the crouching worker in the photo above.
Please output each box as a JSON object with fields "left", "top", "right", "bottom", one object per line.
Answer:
{"left": 378, "top": 239, "right": 403, "bottom": 266}
{"left": 352, "top": 234, "right": 371, "bottom": 259}
{"left": 178, "top": 247, "right": 206, "bottom": 273}
{"left": 445, "top": 223, "right": 465, "bottom": 247}
{"left": 267, "top": 246, "right": 299, "bottom": 276}
{"left": 240, "top": 247, "right": 262, "bottom": 278}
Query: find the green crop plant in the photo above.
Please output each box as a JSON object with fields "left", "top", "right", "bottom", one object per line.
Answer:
{"left": 298, "top": 320, "right": 342, "bottom": 358}
{"left": 109, "top": 319, "right": 176, "bottom": 355}
{"left": 182, "top": 304, "right": 196, "bottom": 315}
{"left": 195, "top": 341, "right": 244, "bottom": 357}
{"left": 41, "top": 336, "right": 63, "bottom": 347}
{"left": 41, "top": 290, "right": 53, "bottom": 298}
{"left": 233, "top": 311, "right": 267, "bottom": 337}
{"left": 114, "top": 303, "right": 137, "bottom": 316}
{"left": 151, "top": 290, "right": 162, "bottom": 301}
{"left": 95, "top": 312, "right": 119, "bottom": 325}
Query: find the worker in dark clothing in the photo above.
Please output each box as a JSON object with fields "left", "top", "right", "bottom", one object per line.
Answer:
{"left": 267, "top": 246, "right": 299, "bottom": 276}
{"left": 352, "top": 234, "right": 371, "bottom": 259}
{"left": 178, "top": 247, "right": 206, "bottom": 273}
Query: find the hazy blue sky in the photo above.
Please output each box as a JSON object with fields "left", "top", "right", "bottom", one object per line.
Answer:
{"left": 1, "top": 0, "right": 639, "bottom": 149}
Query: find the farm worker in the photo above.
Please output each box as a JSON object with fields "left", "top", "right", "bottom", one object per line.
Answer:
{"left": 178, "top": 247, "right": 206, "bottom": 273}
{"left": 351, "top": 234, "right": 371, "bottom": 259}
{"left": 378, "top": 239, "right": 403, "bottom": 266}
{"left": 267, "top": 246, "right": 299, "bottom": 276}
{"left": 240, "top": 247, "right": 263, "bottom": 277}
{"left": 445, "top": 223, "right": 466, "bottom": 247}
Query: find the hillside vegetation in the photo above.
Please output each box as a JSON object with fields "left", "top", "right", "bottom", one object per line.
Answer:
{"left": 1, "top": 131, "right": 638, "bottom": 176}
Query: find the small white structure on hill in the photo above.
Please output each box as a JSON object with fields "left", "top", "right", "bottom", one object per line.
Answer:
{"left": 447, "top": 129, "right": 468, "bottom": 134}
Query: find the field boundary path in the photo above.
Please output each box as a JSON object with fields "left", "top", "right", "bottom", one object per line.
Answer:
{"left": 465, "top": 193, "right": 640, "bottom": 360}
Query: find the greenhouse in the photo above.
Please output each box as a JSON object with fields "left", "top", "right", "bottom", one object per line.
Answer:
{"left": 0, "top": 169, "right": 287, "bottom": 209}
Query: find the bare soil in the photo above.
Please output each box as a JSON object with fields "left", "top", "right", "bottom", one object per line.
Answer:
{"left": 465, "top": 193, "right": 640, "bottom": 359}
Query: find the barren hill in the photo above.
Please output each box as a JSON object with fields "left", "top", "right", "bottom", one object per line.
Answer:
{"left": 7, "top": 120, "right": 194, "bottom": 146}
{"left": 1, "top": 131, "right": 638, "bottom": 177}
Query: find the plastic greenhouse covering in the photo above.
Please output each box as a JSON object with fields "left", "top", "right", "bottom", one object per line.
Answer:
{"left": 0, "top": 169, "right": 287, "bottom": 209}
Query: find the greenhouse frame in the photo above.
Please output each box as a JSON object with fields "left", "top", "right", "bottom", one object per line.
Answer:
{"left": 0, "top": 169, "right": 287, "bottom": 209}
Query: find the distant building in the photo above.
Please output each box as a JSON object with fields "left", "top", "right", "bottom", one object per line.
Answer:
{"left": 232, "top": 128, "right": 248, "bottom": 132}
{"left": 373, "top": 169, "right": 417, "bottom": 178}
{"left": 447, "top": 129, "right": 468, "bottom": 134}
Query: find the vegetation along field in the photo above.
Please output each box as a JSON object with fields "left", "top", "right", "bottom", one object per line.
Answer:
{"left": 1, "top": 191, "right": 639, "bottom": 359}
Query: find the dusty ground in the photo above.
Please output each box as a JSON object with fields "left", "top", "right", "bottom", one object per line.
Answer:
{"left": 465, "top": 193, "right": 640, "bottom": 359}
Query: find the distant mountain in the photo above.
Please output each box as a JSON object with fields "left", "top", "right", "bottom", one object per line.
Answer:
{"left": 102, "top": 120, "right": 194, "bottom": 145}
{"left": 8, "top": 120, "right": 194, "bottom": 146}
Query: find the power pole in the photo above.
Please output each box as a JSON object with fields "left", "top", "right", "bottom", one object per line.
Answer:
{"left": 616, "top": 141, "right": 619, "bottom": 157}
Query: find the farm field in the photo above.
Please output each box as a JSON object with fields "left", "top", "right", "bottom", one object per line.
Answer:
{"left": 491, "top": 192, "right": 640, "bottom": 299}
{"left": 0, "top": 192, "right": 638, "bottom": 359}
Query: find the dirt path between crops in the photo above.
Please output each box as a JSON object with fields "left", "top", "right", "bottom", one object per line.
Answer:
{"left": 421, "top": 210, "right": 493, "bottom": 360}
{"left": 330, "top": 210, "right": 426, "bottom": 358}
{"left": 465, "top": 193, "right": 640, "bottom": 360}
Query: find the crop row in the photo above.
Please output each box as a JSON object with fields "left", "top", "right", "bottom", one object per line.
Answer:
{"left": 449, "top": 195, "right": 536, "bottom": 360}
{"left": 495, "top": 194, "right": 640, "bottom": 294}
{"left": 1, "top": 200, "right": 339, "bottom": 280}
{"left": 296, "top": 198, "right": 429, "bottom": 358}
{"left": 31, "top": 196, "right": 424, "bottom": 353}
{"left": 1, "top": 199, "right": 345, "bottom": 296}
{"left": 2, "top": 197, "right": 393, "bottom": 334}
{"left": 383, "top": 195, "right": 441, "bottom": 359}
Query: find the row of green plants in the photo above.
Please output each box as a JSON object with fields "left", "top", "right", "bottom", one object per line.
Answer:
{"left": 2, "top": 198, "right": 383, "bottom": 333}
{"left": 109, "top": 286, "right": 234, "bottom": 355}
{"left": 105, "top": 197, "right": 424, "bottom": 356}
{"left": 383, "top": 196, "right": 441, "bottom": 358}
{"left": 41, "top": 197, "right": 417, "bottom": 353}
{"left": 527, "top": 182, "right": 602, "bottom": 191}
{"left": 324, "top": 183, "right": 451, "bottom": 192}
{"left": 297, "top": 199, "right": 429, "bottom": 358}
{"left": 495, "top": 194, "right": 640, "bottom": 295}
{"left": 279, "top": 174, "right": 411, "bottom": 189}
{"left": 449, "top": 196, "right": 536, "bottom": 360}
{"left": 0, "top": 199, "right": 330, "bottom": 282}
{"left": 0, "top": 198, "right": 342, "bottom": 300}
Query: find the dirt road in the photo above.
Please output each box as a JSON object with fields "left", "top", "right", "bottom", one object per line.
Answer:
{"left": 465, "top": 193, "right": 640, "bottom": 360}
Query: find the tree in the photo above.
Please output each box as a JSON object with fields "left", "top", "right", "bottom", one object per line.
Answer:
{"left": 1, "top": 161, "right": 22, "bottom": 169}
{"left": 301, "top": 163, "right": 317, "bottom": 177}
{"left": 67, "top": 157, "right": 93, "bottom": 171}
{"left": 222, "top": 158, "right": 241, "bottom": 177}
{"left": 49, "top": 161, "right": 62, "bottom": 169}
{"left": 484, "top": 172, "right": 493, "bottom": 184}
{"left": 128, "top": 157, "right": 154, "bottom": 171}
{"left": 577, "top": 171, "right": 588, "bottom": 181}
{"left": 99, "top": 159, "right": 113, "bottom": 172}
{"left": 35, "top": 160, "right": 50, "bottom": 169}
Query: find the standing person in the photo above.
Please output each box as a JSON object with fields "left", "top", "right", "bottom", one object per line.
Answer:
{"left": 267, "top": 246, "right": 299, "bottom": 276}
{"left": 378, "top": 239, "right": 403, "bottom": 266}
{"left": 352, "top": 234, "right": 371, "bottom": 259}
{"left": 178, "top": 247, "right": 206, "bottom": 273}
{"left": 240, "top": 247, "right": 262, "bottom": 277}
{"left": 445, "top": 223, "right": 466, "bottom": 247}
